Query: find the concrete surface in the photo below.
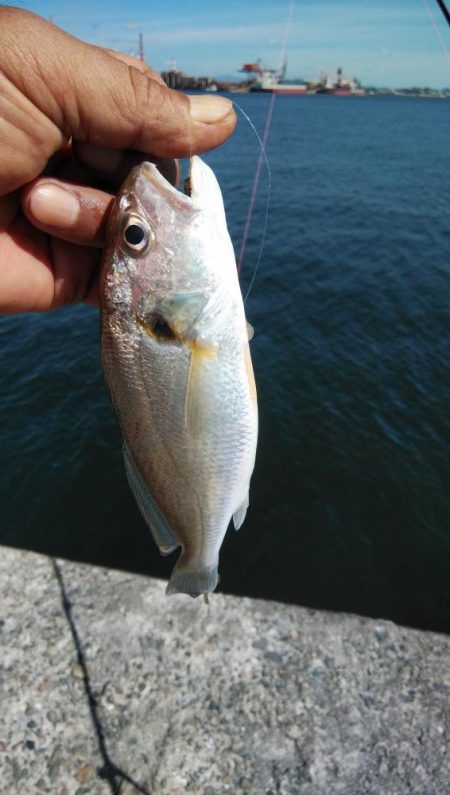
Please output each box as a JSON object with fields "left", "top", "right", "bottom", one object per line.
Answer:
{"left": 0, "top": 546, "right": 449, "bottom": 795}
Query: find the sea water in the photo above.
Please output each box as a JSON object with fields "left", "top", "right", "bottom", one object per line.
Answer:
{"left": 1, "top": 94, "right": 449, "bottom": 632}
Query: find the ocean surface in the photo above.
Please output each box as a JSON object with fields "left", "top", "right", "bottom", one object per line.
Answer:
{"left": 1, "top": 94, "right": 449, "bottom": 633}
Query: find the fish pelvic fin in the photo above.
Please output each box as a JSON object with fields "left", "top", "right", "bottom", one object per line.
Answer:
{"left": 123, "top": 443, "right": 179, "bottom": 556}
{"left": 166, "top": 558, "right": 219, "bottom": 598}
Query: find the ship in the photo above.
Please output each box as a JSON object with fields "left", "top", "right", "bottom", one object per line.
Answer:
{"left": 239, "top": 61, "right": 365, "bottom": 96}
{"left": 311, "top": 67, "right": 366, "bottom": 96}
{"left": 240, "top": 60, "right": 308, "bottom": 94}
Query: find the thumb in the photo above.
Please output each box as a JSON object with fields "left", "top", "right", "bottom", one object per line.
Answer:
{"left": 60, "top": 45, "right": 235, "bottom": 156}
{"left": 0, "top": 8, "right": 235, "bottom": 190}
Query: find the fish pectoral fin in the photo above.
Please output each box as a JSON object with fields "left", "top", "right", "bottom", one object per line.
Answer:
{"left": 233, "top": 492, "right": 249, "bottom": 531}
{"left": 123, "top": 444, "right": 179, "bottom": 556}
{"left": 246, "top": 320, "right": 254, "bottom": 341}
{"left": 185, "top": 347, "right": 210, "bottom": 438}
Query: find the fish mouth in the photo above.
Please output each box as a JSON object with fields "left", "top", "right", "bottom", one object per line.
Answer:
{"left": 133, "top": 157, "right": 214, "bottom": 208}
{"left": 124, "top": 157, "right": 225, "bottom": 226}
{"left": 115, "top": 161, "right": 198, "bottom": 224}
{"left": 133, "top": 162, "right": 198, "bottom": 212}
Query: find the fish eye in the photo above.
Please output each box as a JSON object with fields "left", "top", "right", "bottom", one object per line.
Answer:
{"left": 121, "top": 214, "right": 153, "bottom": 254}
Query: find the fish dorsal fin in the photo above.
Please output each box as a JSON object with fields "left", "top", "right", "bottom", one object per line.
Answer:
{"left": 123, "top": 444, "right": 179, "bottom": 555}
{"left": 233, "top": 492, "right": 249, "bottom": 531}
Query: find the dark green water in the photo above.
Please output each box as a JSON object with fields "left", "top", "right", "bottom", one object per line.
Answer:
{"left": 1, "top": 95, "right": 449, "bottom": 632}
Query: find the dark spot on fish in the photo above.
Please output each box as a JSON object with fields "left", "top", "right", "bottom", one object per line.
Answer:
{"left": 138, "top": 313, "right": 180, "bottom": 343}
{"left": 151, "top": 315, "right": 177, "bottom": 341}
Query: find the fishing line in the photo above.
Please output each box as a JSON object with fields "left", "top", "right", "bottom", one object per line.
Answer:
{"left": 236, "top": 0, "right": 296, "bottom": 302}
{"left": 186, "top": 98, "right": 195, "bottom": 191}
{"left": 422, "top": 0, "right": 450, "bottom": 62}
{"left": 232, "top": 99, "right": 272, "bottom": 303}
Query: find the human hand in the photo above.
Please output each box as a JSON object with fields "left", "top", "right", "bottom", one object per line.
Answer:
{"left": 0, "top": 7, "right": 236, "bottom": 313}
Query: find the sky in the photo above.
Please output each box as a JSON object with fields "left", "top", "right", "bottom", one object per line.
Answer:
{"left": 19, "top": 0, "right": 450, "bottom": 88}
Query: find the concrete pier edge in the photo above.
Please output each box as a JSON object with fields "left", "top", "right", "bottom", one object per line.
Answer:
{"left": 0, "top": 545, "right": 449, "bottom": 794}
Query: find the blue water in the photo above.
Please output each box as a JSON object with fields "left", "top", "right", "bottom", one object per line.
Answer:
{"left": 1, "top": 95, "right": 449, "bottom": 632}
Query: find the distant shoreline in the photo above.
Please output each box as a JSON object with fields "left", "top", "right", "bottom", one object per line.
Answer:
{"left": 182, "top": 86, "right": 450, "bottom": 99}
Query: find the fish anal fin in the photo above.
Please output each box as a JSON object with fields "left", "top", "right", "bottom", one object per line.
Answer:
{"left": 123, "top": 444, "right": 179, "bottom": 555}
{"left": 233, "top": 492, "right": 249, "bottom": 531}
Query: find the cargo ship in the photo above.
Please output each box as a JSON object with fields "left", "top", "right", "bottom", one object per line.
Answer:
{"left": 310, "top": 68, "right": 366, "bottom": 96}
{"left": 240, "top": 61, "right": 308, "bottom": 94}
{"left": 239, "top": 61, "right": 365, "bottom": 96}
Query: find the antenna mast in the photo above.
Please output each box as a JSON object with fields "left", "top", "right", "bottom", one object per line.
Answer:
{"left": 139, "top": 33, "right": 145, "bottom": 62}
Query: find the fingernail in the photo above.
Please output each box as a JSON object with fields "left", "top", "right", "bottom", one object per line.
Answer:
{"left": 77, "top": 144, "right": 122, "bottom": 171}
{"left": 188, "top": 95, "right": 233, "bottom": 123}
{"left": 29, "top": 184, "right": 79, "bottom": 227}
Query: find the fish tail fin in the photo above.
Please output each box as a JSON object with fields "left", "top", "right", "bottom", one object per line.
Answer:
{"left": 166, "top": 558, "right": 219, "bottom": 598}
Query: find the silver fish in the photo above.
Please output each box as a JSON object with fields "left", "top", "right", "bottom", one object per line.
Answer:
{"left": 101, "top": 156, "right": 258, "bottom": 597}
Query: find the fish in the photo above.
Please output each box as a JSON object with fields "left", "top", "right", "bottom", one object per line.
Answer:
{"left": 100, "top": 155, "right": 258, "bottom": 597}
